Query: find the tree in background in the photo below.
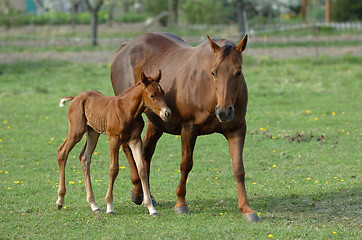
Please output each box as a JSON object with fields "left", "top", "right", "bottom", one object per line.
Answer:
{"left": 332, "top": 0, "right": 362, "bottom": 21}
{"left": 84, "top": 0, "right": 104, "bottom": 46}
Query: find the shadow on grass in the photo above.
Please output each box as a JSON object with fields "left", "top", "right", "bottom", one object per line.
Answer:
{"left": 121, "top": 186, "right": 360, "bottom": 223}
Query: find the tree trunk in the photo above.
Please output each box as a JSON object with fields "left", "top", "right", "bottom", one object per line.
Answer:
{"left": 91, "top": 11, "right": 98, "bottom": 46}
{"left": 325, "top": 0, "right": 331, "bottom": 23}
{"left": 301, "top": 0, "right": 306, "bottom": 23}
{"left": 236, "top": 0, "right": 245, "bottom": 36}
{"left": 168, "top": 0, "right": 173, "bottom": 27}
{"left": 174, "top": 0, "right": 178, "bottom": 25}
{"left": 107, "top": 0, "right": 115, "bottom": 27}
{"left": 84, "top": 0, "right": 104, "bottom": 47}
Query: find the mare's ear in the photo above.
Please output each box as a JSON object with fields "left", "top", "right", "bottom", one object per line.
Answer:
{"left": 154, "top": 69, "right": 162, "bottom": 83}
{"left": 207, "top": 36, "right": 220, "bottom": 54}
{"left": 140, "top": 71, "right": 149, "bottom": 86}
{"left": 236, "top": 34, "right": 248, "bottom": 53}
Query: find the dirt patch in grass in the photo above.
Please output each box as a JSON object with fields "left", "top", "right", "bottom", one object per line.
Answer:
{"left": 250, "top": 129, "right": 330, "bottom": 144}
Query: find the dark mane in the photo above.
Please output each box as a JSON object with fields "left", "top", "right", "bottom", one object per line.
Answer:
{"left": 221, "top": 44, "right": 243, "bottom": 63}
{"left": 221, "top": 44, "right": 235, "bottom": 57}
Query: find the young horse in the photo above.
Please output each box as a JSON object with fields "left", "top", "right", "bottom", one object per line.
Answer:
{"left": 56, "top": 70, "right": 171, "bottom": 216}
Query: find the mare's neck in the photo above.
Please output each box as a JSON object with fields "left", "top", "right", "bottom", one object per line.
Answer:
{"left": 116, "top": 83, "right": 145, "bottom": 119}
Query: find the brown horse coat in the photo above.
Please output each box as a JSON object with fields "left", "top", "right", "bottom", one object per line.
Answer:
{"left": 111, "top": 32, "right": 259, "bottom": 222}
{"left": 56, "top": 71, "right": 171, "bottom": 216}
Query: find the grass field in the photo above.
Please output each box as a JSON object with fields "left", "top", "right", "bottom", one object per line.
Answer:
{"left": 0, "top": 56, "right": 361, "bottom": 239}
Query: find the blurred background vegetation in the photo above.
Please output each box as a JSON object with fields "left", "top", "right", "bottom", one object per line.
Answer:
{"left": 0, "top": 0, "right": 361, "bottom": 48}
{"left": 1, "top": 0, "right": 361, "bottom": 29}
{"left": 1, "top": 0, "right": 361, "bottom": 26}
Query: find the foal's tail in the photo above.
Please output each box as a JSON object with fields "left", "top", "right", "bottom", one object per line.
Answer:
{"left": 59, "top": 97, "right": 75, "bottom": 107}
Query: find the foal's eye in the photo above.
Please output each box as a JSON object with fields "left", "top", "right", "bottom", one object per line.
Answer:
{"left": 235, "top": 70, "right": 241, "bottom": 77}
{"left": 150, "top": 95, "right": 155, "bottom": 98}
{"left": 211, "top": 71, "right": 216, "bottom": 77}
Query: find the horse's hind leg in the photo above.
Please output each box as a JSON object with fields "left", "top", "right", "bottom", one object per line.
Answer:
{"left": 105, "top": 136, "right": 121, "bottom": 214}
{"left": 126, "top": 120, "right": 162, "bottom": 205}
{"left": 129, "top": 137, "right": 157, "bottom": 216}
{"left": 79, "top": 127, "right": 100, "bottom": 212}
{"left": 122, "top": 143, "right": 143, "bottom": 205}
{"left": 56, "top": 123, "right": 86, "bottom": 209}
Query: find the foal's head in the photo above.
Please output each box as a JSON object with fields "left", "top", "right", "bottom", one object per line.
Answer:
{"left": 207, "top": 35, "right": 248, "bottom": 122}
{"left": 140, "top": 70, "right": 172, "bottom": 122}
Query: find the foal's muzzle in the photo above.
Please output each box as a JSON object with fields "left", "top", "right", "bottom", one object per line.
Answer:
{"left": 160, "top": 108, "right": 172, "bottom": 122}
{"left": 215, "top": 105, "right": 234, "bottom": 122}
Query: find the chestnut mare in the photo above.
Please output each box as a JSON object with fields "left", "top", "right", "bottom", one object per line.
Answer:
{"left": 111, "top": 32, "right": 259, "bottom": 222}
{"left": 56, "top": 71, "right": 171, "bottom": 216}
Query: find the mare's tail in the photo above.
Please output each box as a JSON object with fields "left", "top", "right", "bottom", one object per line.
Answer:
{"left": 59, "top": 97, "right": 75, "bottom": 107}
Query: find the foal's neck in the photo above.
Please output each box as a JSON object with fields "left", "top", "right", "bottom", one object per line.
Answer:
{"left": 116, "top": 83, "right": 145, "bottom": 119}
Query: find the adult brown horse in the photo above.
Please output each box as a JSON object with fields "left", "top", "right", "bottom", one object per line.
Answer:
{"left": 111, "top": 32, "right": 259, "bottom": 222}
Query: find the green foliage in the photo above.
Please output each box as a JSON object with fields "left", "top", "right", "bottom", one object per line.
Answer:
{"left": 115, "top": 12, "right": 148, "bottom": 23}
{"left": 0, "top": 56, "right": 361, "bottom": 238}
{"left": 182, "top": 0, "right": 231, "bottom": 24}
{"left": 332, "top": 0, "right": 362, "bottom": 21}
{"left": 0, "top": 9, "right": 149, "bottom": 26}
{"left": 143, "top": 0, "right": 168, "bottom": 15}
{"left": 143, "top": 0, "right": 168, "bottom": 26}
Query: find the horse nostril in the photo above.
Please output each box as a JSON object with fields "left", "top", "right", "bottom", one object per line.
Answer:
{"left": 228, "top": 106, "right": 234, "bottom": 115}
{"left": 165, "top": 110, "right": 170, "bottom": 118}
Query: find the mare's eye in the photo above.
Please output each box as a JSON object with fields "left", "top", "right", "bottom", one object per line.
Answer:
{"left": 150, "top": 95, "right": 154, "bottom": 98}
{"left": 211, "top": 71, "right": 216, "bottom": 77}
{"left": 236, "top": 70, "right": 241, "bottom": 77}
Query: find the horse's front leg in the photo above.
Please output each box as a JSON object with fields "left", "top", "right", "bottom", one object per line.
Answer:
{"left": 129, "top": 137, "right": 157, "bottom": 216}
{"left": 105, "top": 136, "right": 121, "bottom": 214}
{"left": 224, "top": 124, "right": 260, "bottom": 222}
{"left": 174, "top": 124, "right": 198, "bottom": 214}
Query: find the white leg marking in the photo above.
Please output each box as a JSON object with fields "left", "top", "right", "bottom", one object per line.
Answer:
{"left": 129, "top": 139, "right": 158, "bottom": 216}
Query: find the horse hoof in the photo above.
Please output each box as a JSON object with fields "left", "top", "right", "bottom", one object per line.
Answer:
{"left": 243, "top": 212, "right": 260, "bottom": 222}
{"left": 107, "top": 212, "right": 115, "bottom": 215}
{"left": 130, "top": 191, "right": 143, "bottom": 205}
{"left": 152, "top": 198, "right": 158, "bottom": 207}
{"left": 93, "top": 208, "right": 101, "bottom": 213}
{"left": 150, "top": 213, "right": 158, "bottom": 217}
{"left": 57, "top": 204, "right": 63, "bottom": 210}
{"left": 174, "top": 206, "right": 190, "bottom": 214}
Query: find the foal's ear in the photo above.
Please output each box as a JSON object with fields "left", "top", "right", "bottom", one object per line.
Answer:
{"left": 154, "top": 69, "right": 162, "bottom": 83}
{"left": 140, "top": 71, "right": 150, "bottom": 86}
{"left": 207, "top": 36, "right": 220, "bottom": 54}
{"left": 236, "top": 34, "right": 248, "bottom": 53}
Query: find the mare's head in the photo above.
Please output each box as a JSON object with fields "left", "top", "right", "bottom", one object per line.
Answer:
{"left": 207, "top": 35, "right": 248, "bottom": 122}
{"left": 140, "top": 70, "right": 172, "bottom": 122}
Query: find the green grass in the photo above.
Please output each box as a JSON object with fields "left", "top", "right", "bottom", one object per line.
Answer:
{"left": 0, "top": 57, "right": 361, "bottom": 239}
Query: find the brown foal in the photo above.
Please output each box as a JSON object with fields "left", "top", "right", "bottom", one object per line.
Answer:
{"left": 56, "top": 70, "right": 171, "bottom": 216}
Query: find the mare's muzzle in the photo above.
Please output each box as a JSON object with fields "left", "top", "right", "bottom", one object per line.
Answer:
{"left": 215, "top": 105, "right": 234, "bottom": 122}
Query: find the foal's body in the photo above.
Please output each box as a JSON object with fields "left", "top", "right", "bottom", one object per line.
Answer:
{"left": 56, "top": 71, "right": 171, "bottom": 215}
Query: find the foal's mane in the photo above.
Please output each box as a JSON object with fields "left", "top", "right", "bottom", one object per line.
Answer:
{"left": 117, "top": 82, "right": 143, "bottom": 97}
